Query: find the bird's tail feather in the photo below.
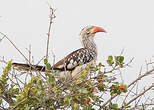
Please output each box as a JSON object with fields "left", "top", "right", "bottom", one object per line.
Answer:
{"left": 12, "top": 63, "right": 46, "bottom": 72}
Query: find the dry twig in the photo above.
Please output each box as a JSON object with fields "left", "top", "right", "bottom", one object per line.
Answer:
{"left": 125, "top": 83, "right": 154, "bottom": 108}
{"left": 45, "top": 6, "right": 56, "bottom": 59}
{"left": 101, "top": 61, "right": 154, "bottom": 108}
{"left": 0, "top": 32, "right": 30, "bottom": 64}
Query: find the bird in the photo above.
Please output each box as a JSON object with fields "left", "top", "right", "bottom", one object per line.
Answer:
{"left": 12, "top": 26, "right": 106, "bottom": 79}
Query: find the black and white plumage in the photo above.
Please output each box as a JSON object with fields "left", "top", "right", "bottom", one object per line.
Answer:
{"left": 52, "top": 48, "right": 97, "bottom": 71}
{"left": 12, "top": 26, "right": 106, "bottom": 79}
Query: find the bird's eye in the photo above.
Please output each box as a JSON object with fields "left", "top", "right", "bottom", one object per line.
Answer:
{"left": 86, "top": 31, "right": 90, "bottom": 35}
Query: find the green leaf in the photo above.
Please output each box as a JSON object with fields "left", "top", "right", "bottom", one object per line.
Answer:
{"left": 107, "top": 56, "right": 114, "bottom": 66}
{"left": 98, "top": 84, "right": 106, "bottom": 91}
{"left": 123, "top": 101, "right": 131, "bottom": 108}
{"left": 53, "top": 86, "right": 57, "bottom": 91}
{"left": 74, "top": 103, "right": 77, "bottom": 110}
{"left": 126, "top": 105, "right": 131, "bottom": 108}
{"left": 118, "top": 56, "right": 124, "bottom": 63}
{"left": 0, "top": 60, "right": 12, "bottom": 87}
{"left": 3, "top": 60, "right": 12, "bottom": 74}
{"left": 13, "top": 88, "right": 20, "bottom": 95}
{"left": 111, "top": 104, "right": 118, "bottom": 109}
{"left": 109, "top": 102, "right": 118, "bottom": 109}
{"left": 97, "top": 63, "right": 105, "bottom": 67}
{"left": 32, "top": 77, "right": 37, "bottom": 84}
{"left": 87, "top": 104, "right": 94, "bottom": 110}
{"left": 152, "top": 107, "right": 154, "bottom": 110}
{"left": 116, "top": 56, "right": 124, "bottom": 67}
{"left": 83, "top": 106, "right": 86, "bottom": 110}
{"left": 46, "top": 63, "right": 51, "bottom": 70}
{"left": 108, "top": 56, "right": 113, "bottom": 61}
{"left": 64, "top": 97, "right": 69, "bottom": 105}
{"left": 44, "top": 59, "right": 48, "bottom": 64}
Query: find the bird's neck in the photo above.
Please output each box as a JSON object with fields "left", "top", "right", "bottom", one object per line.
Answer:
{"left": 81, "top": 35, "right": 97, "bottom": 52}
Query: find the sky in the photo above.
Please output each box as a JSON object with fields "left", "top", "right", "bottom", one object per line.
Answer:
{"left": 0, "top": 0, "right": 154, "bottom": 101}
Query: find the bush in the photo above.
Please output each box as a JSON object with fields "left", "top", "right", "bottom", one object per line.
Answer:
{"left": 0, "top": 56, "right": 153, "bottom": 110}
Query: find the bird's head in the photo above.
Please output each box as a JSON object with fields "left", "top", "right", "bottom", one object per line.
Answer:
{"left": 80, "top": 26, "right": 106, "bottom": 38}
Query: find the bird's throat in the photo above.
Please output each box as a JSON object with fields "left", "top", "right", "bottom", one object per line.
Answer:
{"left": 81, "top": 36, "right": 97, "bottom": 52}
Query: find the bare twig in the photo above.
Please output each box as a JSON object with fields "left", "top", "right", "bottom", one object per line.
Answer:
{"left": 1, "top": 95, "right": 14, "bottom": 106}
{"left": 126, "top": 83, "right": 154, "bottom": 107}
{"left": 0, "top": 35, "right": 5, "bottom": 42}
{"left": 100, "top": 95, "right": 117, "bottom": 109}
{"left": 122, "top": 81, "right": 137, "bottom": 105}
{"left": 128, "top": 68, "right": 154, "bottom": 88}
{"left": 36, "top": 56, "right": 46, "bottom": 65}
{"left": 0, "top": 32, "right": 47, "bottom": 72}
{"left": 0, "top": 56, "right": 7, "bottom": 64}
{"left": 122, "top": 67, "right": 142, "bottom": 106}
{"left": 0, "top": 32, "right": 30, "bottom": 64}
{"left": 119, "top": 48, "right": 125, "bottom": 56}
{"left": 104, "top": 58, "right": 134, "bottom": 74}
{"left": 46, "top": 6, "right": 56, "bottom": 59}
{"left": 101, "top": 63, "right": 154, "bottom": 108}
{"left": 25, "top": 45, "right": 32, "bottom": 64}
{"left": 130, "top": 103, "right": 154, "bottom": 110}
{"left": 51, "top": 50, "right": 56, "bottom": 65}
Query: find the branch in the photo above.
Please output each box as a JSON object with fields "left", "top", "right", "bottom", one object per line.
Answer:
{"left": 125, "top": 83, "right": 154, "bottom": 107}
{"left": 101, "top": 66, "right": 154, "bottom": 108}
{"left": 122, "top": 67, "right": 142, "bottom": 105}
{"left": 100, "top": 95, "right": 117, "bottom": 109}
{"left": 10, "top": 98, "right": 27, "bottom": 110}
{"left": 128, "top": 68, "right": 154, "bottom": 88}
{"left": 0, "top": 106, "right": 8, "bottom": 110}
{"left": 45, "top": 6, "right": 56, "bottom": 59}
{"left": 130, "top": 103, "right": 154, "bottom": 110}
{"left": 1, "top": 95, "right": 14, "bottom": 106}
{"left": 0, "top": 32, "right": 30, "bottom": 64}
{"left": 103, "top": 57, "right": 134, "bottom": 74}
{"left": 0, "top": 32, "right": 47, "bottom": 71}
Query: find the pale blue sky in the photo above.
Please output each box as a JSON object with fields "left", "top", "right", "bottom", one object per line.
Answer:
{"left": 0, "top": 0, "right": 154, "bottom": 93}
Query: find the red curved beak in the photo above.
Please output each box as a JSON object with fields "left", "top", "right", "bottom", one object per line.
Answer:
{"left": 92, "top": 26, "right": 107, "bottom": 34}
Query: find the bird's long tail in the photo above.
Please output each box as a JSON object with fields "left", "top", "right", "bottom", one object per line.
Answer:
{"left": 12, "top": 63, "right": 46, "bottom": 72}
